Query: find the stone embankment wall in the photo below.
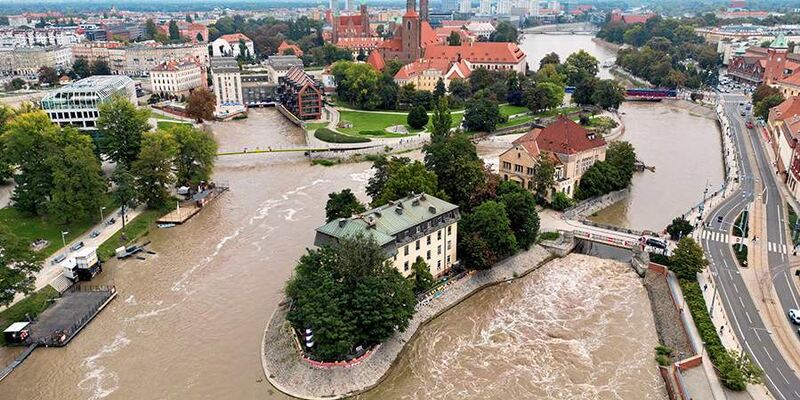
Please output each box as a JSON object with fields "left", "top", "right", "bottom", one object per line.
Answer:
{"left": 563, "top": 188, "right": 630, "bottom": 220}
{"left": 262, "top": 246, "right": 554, "bottom": 400}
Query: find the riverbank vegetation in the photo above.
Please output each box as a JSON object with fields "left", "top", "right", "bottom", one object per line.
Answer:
{"left": 655, "top": 236, "right": 761, "bottom": 390}
{"left": 666, "top": 216, "right": 694, "bottom": 240}
{"left": 575, "top": 141, "right": 637, "bottom": 200}
{"left": 314, "top": 128, "right": 370, "bottom": 143}
{"left": 752, "top": 84, "right": 785, "bottom": 121}
{"left": 597, "top": 16, "right": 719, "bottom": 88}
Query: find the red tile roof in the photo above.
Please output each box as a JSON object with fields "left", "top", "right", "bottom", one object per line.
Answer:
{"left": 278, "top": 41, "right": 304, "bottom": 57}
{"left": 394, "top": 58, "right": 452, "bottom": 79}
{"left": 337, "top": 15, "right": 364, "bottom": 26}
{"left": 516, "top": 116, "right": 606, "bottom": 155}
{"left": 420, "top": 21, "right": 438, "bottom": 48}
{"left": 151, "top": 59, "right": 201, "bottom": 72}
{"left": 770, "top": 97, "right": 800, "bottom": 123}
{"left": 336, "top": 37, "right": 384, "bottom": 49}
{"left": 218, "top": 33, "right": 252, "bottom": 43}
{"left": 423, "top": 42, "right": 525, "bottom": 64}
{"left": 367, "top": 50, "right": 385, "bottom": 71}
{"left": 781, "top": 69, "right": 800, "bottom": 87}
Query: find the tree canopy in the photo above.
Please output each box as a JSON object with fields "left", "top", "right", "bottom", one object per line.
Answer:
{"left": 325, "top": 189, "right": 366, "bottom": 222}
{"left": 670, "top": 237, "right": 708, "bottom": 280}
{"left": 97, "top": 95, "right": 152, "bottom": 167}
{"left": 171, "top": 125, "right": 218, "bottom": 188}
{"left": 186, "top": 88, "right": 216, "bottom": 122}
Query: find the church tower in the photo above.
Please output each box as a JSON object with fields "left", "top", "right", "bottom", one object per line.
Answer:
{"left": 765, "top": 33, "right": 789, "bottom": 84}
{"left": 401, "top": 0, "right": 421, "bottom": 62}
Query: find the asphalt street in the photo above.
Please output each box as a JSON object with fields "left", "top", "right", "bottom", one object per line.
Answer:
{"left": 702, "top": 93, "right": 800, "bottom": 400}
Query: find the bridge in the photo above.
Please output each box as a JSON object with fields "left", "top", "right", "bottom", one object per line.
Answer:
{"left": 523, "top": 22, "right": 599, "bottom": 35}
{"left": 563, "top": 86, "right": 678, "bottom": 101}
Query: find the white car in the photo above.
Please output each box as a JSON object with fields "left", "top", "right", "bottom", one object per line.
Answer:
{"left": 789, "top": 309, "right": 800, "bottom": 325}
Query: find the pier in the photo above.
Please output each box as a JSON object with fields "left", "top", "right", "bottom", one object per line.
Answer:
{"left": 157, "top": 183, "right": 229, "bottom": 225}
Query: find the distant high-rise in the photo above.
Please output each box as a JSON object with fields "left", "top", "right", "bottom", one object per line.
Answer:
{"left": 440, "top": 0, "right": 459, "bottom": 12}
{"left": 497, "top": 0, "right": 511, "bottom": 14}
{"left": 479, "top": 0, "right": 491, "bottom": 14}
{"left": 330, "top": 0, "right": 339, "bottom": 15}
{"left": 528, "top": 0, "right": 539, "bottom": 15}
{"left": 346, "top": 0, "right": 355, "bottom": 11}
{"left": 459, "top": 0, "right": 471, "bottom": 13}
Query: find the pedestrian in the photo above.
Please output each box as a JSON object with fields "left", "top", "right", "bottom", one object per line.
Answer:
{"left": 703, "top": 283, "right": 708, "bottom": 291}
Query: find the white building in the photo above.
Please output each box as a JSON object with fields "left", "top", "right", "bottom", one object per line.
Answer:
{"left": 0, "top": 45, "right": 73, "bottom": 77}
{"left": 210, "top": 57, "right": 244, "bottom": 115}
{"left": 150, "top": 59, "right": 206, "bottom": 97}
{"left": 465, "top": 22, "right": 496, "bottom": 38}
{"left": 315, "top": 193, "right": 460, "bottom": 278}
{"left": 210, "top": 33, "right": 255, "bottom": 58}
{"left": 0, "top": 27, "right": 82, "bottom": 48}
{"left": 8, "top": 15, "right": 28, "bottom": 27}
{"left": 108, "top": 42, "right": 209, "bottom": 77}
{"left": 479, "top": 0, "right": 492, "bottom": 14}
{"left": 459, "top": 0, "right": 471, "bottom": 13}
{"left": 40, "top": 75, "right": 137, "bottom": 130}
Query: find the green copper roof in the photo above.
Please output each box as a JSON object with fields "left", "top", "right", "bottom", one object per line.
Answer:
{"left": 315, "top": 193, "right": 458, "bottom": 246}
{"left": 770, "top": 34, "right": 789, "bottom": 50}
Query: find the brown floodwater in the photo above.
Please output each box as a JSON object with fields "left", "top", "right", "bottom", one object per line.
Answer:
{"left": 360, "top": 254, "right": 667, "bottom": 400}
{"left": 589, "top": 102, "right": 724, "bottom": 231}
{"left": 519, "top": 33, "right": 616, "bottom": 78}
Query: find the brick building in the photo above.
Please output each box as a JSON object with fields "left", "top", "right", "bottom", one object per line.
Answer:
{"left": 278, "top": 66, "right": 322, "bottom": 120}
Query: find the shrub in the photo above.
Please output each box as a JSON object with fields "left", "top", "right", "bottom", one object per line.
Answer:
{"left": 649, "top": 252, "right": 672, "bottom": 266}
{"left": 550, "top": 192, "right": 575, "bottom": 211}
{"left": 666, "top": 216, "right": 694, "bottom": 240}
{"left": 407, "top": 105, "right": 429, "bottom": 130}
{"left": 314, "top": 128, "right": 370, "bottom": 144}
{"left": 232, "top": 114, "right": 248, "bottom": 120}
{"left": 733, "top": 244, "right": 747, "bottom": 267}
{"left": 539, "top": 231, "right": 560, "bottom": 241}
{"left": 358, "top": 130, "right": 389, "bottom": 136}
{"left": 312, "top": 159, "right": 339, "bottom": 167}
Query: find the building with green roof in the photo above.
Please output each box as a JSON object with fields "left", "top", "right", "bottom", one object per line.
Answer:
{"left": 315, "top": 192, "right": 460, "bottom": 278}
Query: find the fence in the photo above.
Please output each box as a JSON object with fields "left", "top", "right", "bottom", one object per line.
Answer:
{"left": 563, "top": 188, "right": 630, "bottom": 219}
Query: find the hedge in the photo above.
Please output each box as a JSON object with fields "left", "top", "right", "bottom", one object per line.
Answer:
{"left": 680, "top": 279, "right": 748, "bottom": 391}
{"left": 314, "top": 128, "right": 370, "bottom": 144}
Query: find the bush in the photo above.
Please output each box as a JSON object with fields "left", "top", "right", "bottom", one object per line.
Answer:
{"left": 539, "top": 231, "right": 560, "bottom": 241}
{"left": 656, "top": 354, "right": 670, "bottom": 366}
{"left": 232, "top": 114, "right": 248, "bottom": 120}
{"left": 358, "top": 130, "right": 391, "bottom": 136}
{"left": 407, "top": 105, "right": 429, "bottom": 130}
{"left": 649, "top": 252, "right": 672, "bottom": 267}
{"left": 733, "top": 244, "right": 747, "bottom": 267}
{"left": 732, "top": 210, "right": 749, "bottom": 238}
{"left": 314, "top": 128, "right": 370, "bottom": 144}
{"left": 550, "top": 192, "right": 575, "bottom": 211}
{"left": 667, "top": 216, "right": 694, "bottom": 240}
{"left": 312, "top": 159, "right": 340, "bottom": 167}
{"left": 680, "top": 280, "right": 760, "bottom": 390}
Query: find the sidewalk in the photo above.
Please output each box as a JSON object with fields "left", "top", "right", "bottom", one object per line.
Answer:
{"left": 1, "top": 206, "right": 143, "bottom": 311}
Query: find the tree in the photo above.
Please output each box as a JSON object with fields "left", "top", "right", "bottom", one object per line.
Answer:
{"left": 330, "top": 62, "right": 382, "bottom": 110}
{"left": 433, "top": 78, "right": 446, "bottom": 100}
{"left": 575, "top": 161, "right": 619, "bottom": 200}
{"left": 447, "top": 31, "right": 461, "bottom": 46}
{"left": 424, "top": 133, "right": 485, "bottom": 210}
{"left": 605, "top": 141, "right": 637, "bottom": 186}
{"left": 196, "top": 32, "right": 204, "bottom": 42}
{"left": 539, "top": 52, "right": 560, "bottom": 69}
{"left": 6, "top": 78, "right": 25, "bottom": 91}
{"left": 459, "top": 201, "right": 517, "bottom": 269}
{"left": 670, "top": 237, "right": 708, "bottom": 280}
{"left": 564, "top": 50, "right": 599, "bottom": 86}
{"left": 407, "top": 105, "right": 429, "bottom": 130}
{"left": 373, "top": 161, "right": 441, "bottom": 207}
{"left": 285, "top": 235, "right": 416, "bottom": 361}
{"left": 497, "top": 181, "right": 540, "bottom": 249}
{"left": 463, "top": 98, "right": 501, "bottom": 132}
{"left": 533, "top": 154, "right": 556, "bottom": 199}
{"left": 185, "top": 88, "right": 216, "bottom": 122}
{"left": 168, "top": 20, "right": 181, "bottom": 41}
{"left": 171, "top": 125, "right": 218, "bottom": 187}
{"left": 448, "top": 78, "right": 471, "bottom": 103}
{"left": 111, "top": 163, "right": 138, "bottom": 229}
{"left": 72, "top": 56, "right": 90, "bottom": 78}
{"left": 667, "top": 216, "right": 694, "bottom": 240}
{"left": 490, "top": 21, "right": 519, "bottom": 43}
{"left": 592, "top": 79, "right": 625, "bottom": 110}
{"left": 572, "top": 76, "right": 598, "bottom": 106}
{"left": 2, "top": 111, "right": 60, "bottom": 216}
{"left": 132, "top": 130, "right": 178, "bottom": 209}
{"left": 411, "top": 256, "right": 434, "bottom": 293}
{"left": 97, "top": 95, "right": 151, "bottom": 167}
{"left": 752, "top": 84, "right": 781, "bottom": 105}
{"left": 528, "top": 82, "right": 564, "bottom": 111}
{"left": 48, "top": 129, "right": 108, "bottom": 224}
{"left": 90, "top": 59, "right": 111, "bottom": 75}
{"left": 535, "top": 63, "right": 566, "bottom": 87}
{"left": 429, "top": 97, "right": 452, "bottom": 140}
{"left": 38, "top": 66, "right": 59, "bottom": 86}
{"left": 325, "top": 189, "right": 366, "bottom": 222}
{"left": 550, "top": 192, "right": 574, "bottom": 211}
{"left": 755, "top": 94, "right": 784, "bottom": 121}
{"left": 366, "top": 156, "right": 410, "bottom": 201}
{"left": 185, "top": 14, "right": 193, "bottom": 23}
{"left": 145, "top": 19, "right": 157, "bottom": 39}
{"left": 0, "top": 229, "right": 43, "bottom": 307}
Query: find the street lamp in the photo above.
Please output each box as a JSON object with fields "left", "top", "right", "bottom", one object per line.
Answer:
{"left": 61, "top": 231, "right": 69, "bottom": 248}
{"left": 100, "top": 206, "right": 107, "bottom": 223}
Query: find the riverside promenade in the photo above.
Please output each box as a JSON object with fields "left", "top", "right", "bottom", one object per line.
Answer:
{"left": 261, "top": 246, "right": 554, "bottom": 400}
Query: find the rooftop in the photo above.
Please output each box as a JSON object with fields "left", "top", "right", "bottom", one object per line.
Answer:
{"left": 514, "top": 115, "right": 606, "bottom": 155}
{"left": 423, "top": 42, "right": 525, "bottom": 64}
{"left": 41, "top": 75, "right": 134, "bottom": 99}
{"left": 268, "top": 55, "right": 303, "bottom": 69}
{"left": 210, "top": 57, "right": 240, "bottom": 73}
{"left": 315, "top": 193, "right": 458, "bottom": 246}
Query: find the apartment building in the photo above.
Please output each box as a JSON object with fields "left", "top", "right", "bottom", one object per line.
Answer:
{"left": 210, "top": 57, "right": 243, "bottom": 110}
{"left": 70, "top": 41, "right": 125, "bottom": 65}
{"left": 265, "top": 55, "right": 303, "bottom": 83}
{"left": 315, "top": 193, "right": 460, "bottom": 278}
{"left": 0, "top": 45, "right": 73, "bottom": 76}
{"left": 393, "top": 58, "right": 471, "bottom": 92}
{"left": 277, "top": 66, "right": 322, "bottom": 120}
{"left": 40, "top": 75, "right": 137, "bottom": 130}
{"left": 0, "top": 27, "right": 83, "bottom": 48}
{"left": 108, "top": 42, "right": 209, "bottom": 77}
{"left": 499, "top": 116, "right": 607, "bottom": 198}
{"left": 150, "top": 59, "right": 206, "bottom": 97}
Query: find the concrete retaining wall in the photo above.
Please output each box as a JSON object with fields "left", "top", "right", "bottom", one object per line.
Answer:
{"left": 563, "top": 188, "right": 630, "bottom": 219}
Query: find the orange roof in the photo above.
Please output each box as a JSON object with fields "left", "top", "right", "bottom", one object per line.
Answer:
{"left": 218, "top": 33, "right": 252, "bottom": 43}
{"left": 446, "top": 59, "right": 472, "bottom": 80}
{"left": 771, "top": 97, "right": 800, "bottom": 123}
{"left": 518, "top": 116, "right": 606, "bottom": 155}
{"left": 420, "top": 21, "right": 437, "bottom": 48}
{"left": 337, "top": 15, "right": 364, "bottom": 26}
{"left": 780, "top": 69, "right": 800, "bottom": 87}
{"left": 336, "top": 37, "right": 384, "bottom": 49}
{"left": 278, "top": 41, "right": 304, "bottom": 57}
{"left": 151, "top": 59, "right": 201, "bottom": 72}
{"left": 424, "top": 42, "right": 525, "bottom": 64}
{"left": 441, "top": 20, "right": 468, "bottom": 27}
{"left": 394, "top": 58, "right": 452, "bottom": 79}
{"left": 379, "top": 37, "right": 403, "bottom": 51}
{"left": 367, "top": 50, "right": 385, "bottom": 71}
{"left": 512, "top": 128, "right": 542, "bottom": 157}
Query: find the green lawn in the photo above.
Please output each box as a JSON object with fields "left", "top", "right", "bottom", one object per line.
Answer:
{"left": 156, "top": 120, "right": 193, "bottom": 130}
{"left": 338, "top": 111, "right": 422, "bottom": 136}
{"left": 498, "top": 115, "right": 534, "bottom": 129}
{"left": 97, "top": 209, "right": 166, "bottom": 261}
{"left": 499, "top": 104, "right": 530, "bottom": 117}
{"left": 0, "top": 286, "right": 59, "bottom": 346}
{"left": 0, "top": 197, "right": 115, "bottom": 258}
{"left": 304, "top": 122, "right": 329, "bottom": 132}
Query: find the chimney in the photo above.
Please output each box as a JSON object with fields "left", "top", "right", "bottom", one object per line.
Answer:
{"left": 338, "top": 218, "right": 347, "bottom": 227}
{"left": 428, "top": 205, "right": 437, "bottom": 214}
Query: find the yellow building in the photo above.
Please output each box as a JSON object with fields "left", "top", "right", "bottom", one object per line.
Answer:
{"left": 499, "top": 116, "right": 607, "bottom": 198}
{"left": 314, "top": 193, "right": 459, "bottom": 278}
{"left": 393, "top": 58, "right": 471, "bottom": 92}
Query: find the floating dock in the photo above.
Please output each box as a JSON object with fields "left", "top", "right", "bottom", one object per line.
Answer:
{"left": 157, "top": 184, "right": 229, "bottom": 225}
{"left": 0, "top": 285, "right": 116, "bottom": 382}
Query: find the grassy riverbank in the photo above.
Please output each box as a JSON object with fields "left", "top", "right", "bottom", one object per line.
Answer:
{"left": 97, "top": 209, "right": 166, "bottom": 261}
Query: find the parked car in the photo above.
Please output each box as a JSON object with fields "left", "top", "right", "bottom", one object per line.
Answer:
{"left": 52, "top": 254, "right": 66, "bottom": 264}
{"left": 746, "top": 121, "right": 754, "bottom": 129}
{"left": 645, "top": 238, "right": 668, "bottom": 249}
{"left": 107, "top": 218, "right": 116, "bottom": 226}
{"left": 89, "top": 230, "right": 100, "bottom": 238}
{"left": 789, "top": 309, "right": 800, "bottom": 325}
{"left": 70, "top": 241, "right": 85, "bottom": 251}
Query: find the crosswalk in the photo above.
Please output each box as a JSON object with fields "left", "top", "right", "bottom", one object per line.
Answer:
{"left": 700, "top": 229, "right": 791, "bottom": 254}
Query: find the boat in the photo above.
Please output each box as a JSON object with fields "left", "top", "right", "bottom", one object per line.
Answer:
{"left": 157, "top": 223, "right": 176, "bottom": 229}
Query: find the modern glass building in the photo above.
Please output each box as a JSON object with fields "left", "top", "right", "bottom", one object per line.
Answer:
{"left": 40, "top": 75, "right": 137, "bottom": 130}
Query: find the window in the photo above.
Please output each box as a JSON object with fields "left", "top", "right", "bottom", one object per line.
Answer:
{"left": 416, "top": 240, "right": 420, "bottom": 250}
{"left": 437, "top": 231, "right": 442, "bottom": 240}
{"left": 438, "top": 245, "right": 442, "bottom": 255}
{"left": 437, "top": 260, "right": 441, "bottom": 270}
{"left": 447, "top": 255, "right": 451, "bottom": 264}
{"left": 502, "top": 161, "right": 512, "bottom": 170}
{"left": 427, "top": 236, "right": 431, "bottom": 245}
{"left": 527, "top": 167, "right": 535, "bottom": 175}
{"left": 426, "top": 250, "right": 431, "bottom": 260}
{"left": 404, "top": 261, "right": 409, "bottom": 271}
{"left": 404, "top": 245, "right": 409, "bottom": 256}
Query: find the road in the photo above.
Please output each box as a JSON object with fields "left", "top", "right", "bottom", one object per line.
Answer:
{"left": 702, "top": 92, "right": 800, "bottom": 400}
